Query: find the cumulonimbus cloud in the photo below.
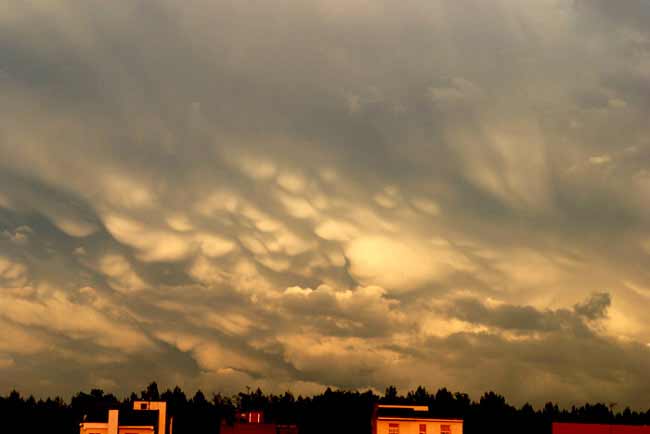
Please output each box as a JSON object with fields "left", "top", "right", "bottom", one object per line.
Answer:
{"left": 1, "top": 0, "right": 650, "bottom": 407}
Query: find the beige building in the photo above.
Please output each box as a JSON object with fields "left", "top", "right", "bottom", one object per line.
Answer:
{"left": 372, "top": 405, "right": 463, "bottom": 434}
{"left": 79, "top": 401, "right": 169, "bottom": 434}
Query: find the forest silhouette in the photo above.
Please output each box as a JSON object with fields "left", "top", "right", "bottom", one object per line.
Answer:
{"left": 2, "top": 382, "right": 649, "bottom": 434}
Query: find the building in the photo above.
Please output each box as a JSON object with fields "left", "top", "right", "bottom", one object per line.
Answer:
{"left": 79, "top": 401, "right": 170, "bottom": 434}
{"left": 220, "top": 411, "right": 298, "bottom": 434}
{"left": 78, "top": 409, "right": 154, "bottom": 434}
{"left": 372, "top": 405, "right": 463, "bottom": 434}
{"left": 553, "top": 423, "right": 650, "bottom": 434}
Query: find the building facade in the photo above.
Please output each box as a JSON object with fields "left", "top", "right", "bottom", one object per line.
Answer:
{"left": 79, "top": 401, "right": 169, "bottom": 434}
{"left": 78, "top": 409, "right": 155, "bottom": 434}
{"left": 372, "top": 405, "right": 463, "bottom": 434}
{"left": 553, "top": 423, "right": 650, "bottom": 434}
{"left": 220, "top": 411, "right": 298, "bottom": 434}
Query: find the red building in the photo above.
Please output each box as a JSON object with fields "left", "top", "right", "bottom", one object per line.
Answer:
{"left": 553, "top": 423, "right": 650, "bottom": 434}
{"left": 220, "top": 411, "right": 298, "bottom": 434}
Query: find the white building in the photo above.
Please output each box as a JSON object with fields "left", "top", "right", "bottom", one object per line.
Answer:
{"left": 79, "top": 401, "right": 169, "bottom": 434}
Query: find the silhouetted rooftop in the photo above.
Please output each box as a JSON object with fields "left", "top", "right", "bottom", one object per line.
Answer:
{"left": 119, "top": 409, "right": 158, "bottom": 429}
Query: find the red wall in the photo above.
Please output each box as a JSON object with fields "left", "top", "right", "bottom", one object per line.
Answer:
{"left": 220, "top": 424, "right": 276, "bottom": 434}
{"left": 553, "top": 423, "right": 650, "bottom": 434}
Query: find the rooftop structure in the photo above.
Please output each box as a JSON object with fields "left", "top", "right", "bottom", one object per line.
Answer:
{"left": 133, "top": 402, "right": 169, "bottom": 434}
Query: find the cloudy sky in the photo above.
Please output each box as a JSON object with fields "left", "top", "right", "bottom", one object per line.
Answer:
{"left": 2, "top": 0, "right": 650, "bottom": 408}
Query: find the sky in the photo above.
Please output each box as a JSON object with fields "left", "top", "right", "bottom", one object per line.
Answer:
{"left": 1, "top": 0, "right": 650, "bottom": 409}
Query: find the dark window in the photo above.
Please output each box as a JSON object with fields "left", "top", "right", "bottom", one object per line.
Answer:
{"left": 389, "top": 423, "right": 400, "bottom": 434}
{"left": 420, "top": 424, "right": 427, "bottom": 434}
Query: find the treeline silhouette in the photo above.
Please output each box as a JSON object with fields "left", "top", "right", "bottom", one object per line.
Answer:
{"left": 2, "top": 382, "right": 650, "bottom": 434}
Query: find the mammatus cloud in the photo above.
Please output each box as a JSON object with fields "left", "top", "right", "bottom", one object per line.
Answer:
{"left": 1, "top": 0, "right": 650, "bottom": 409}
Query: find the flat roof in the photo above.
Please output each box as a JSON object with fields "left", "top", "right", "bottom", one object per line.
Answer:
{"left": 377, "top": 417, "right": 463, "bottom": 423}
{"left": 378, "top": 405, "right": 429, "bottom": 411}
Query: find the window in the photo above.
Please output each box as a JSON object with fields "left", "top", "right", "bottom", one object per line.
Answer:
{"left": 388, "top": 423, "right": 400, "bottom": 434}
{"left": 419, "top": 424, "right": 427, "bottom": 434}
{"left": 440, "top": 424, "right": 451, "bottom": 434}
{"left": 140, "top": 403, "right": 148, "bottom": 410}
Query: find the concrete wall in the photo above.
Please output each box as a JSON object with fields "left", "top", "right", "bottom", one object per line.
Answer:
{"left": 108, "top": 410, "right": 119, "bottom": 434}
{"left": 79, "top": 423, "right": 109, "bottom": 434}
{"left": 376, "top": 420, "right": 463, "bottom": 434}
{"left": 118, "top": 426, "right": 155, "bottom": 434}
{"left": 79, "top": 409, "right": 157, "bottom": 434}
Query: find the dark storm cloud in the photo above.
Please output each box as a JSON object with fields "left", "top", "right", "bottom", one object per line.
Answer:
{"left": 577, "top": 0, "right": 650, "bottom": 31}
{"left": 450, "top": 299, "right": 567, "bottom": 333}
{"left": 417, "top": 326, "right": 650, "bottom": 407}
{"left": 574, "top": 292, "right": 611, "bottom": 320}
{"left": 448, "top": 292, "right": 611, "bottom": 333}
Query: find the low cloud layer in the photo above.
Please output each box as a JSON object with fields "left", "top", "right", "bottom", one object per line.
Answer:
{"left": 2, "top": 0, "right": 650, "bottom": 409}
